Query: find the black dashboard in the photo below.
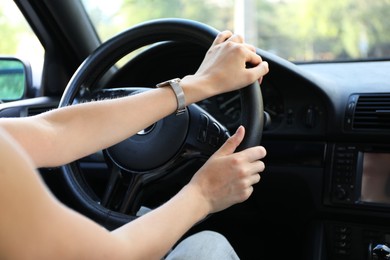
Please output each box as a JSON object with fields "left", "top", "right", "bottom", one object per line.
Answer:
{"left": 106, "top": 42, "right": 390, "bottom": 258}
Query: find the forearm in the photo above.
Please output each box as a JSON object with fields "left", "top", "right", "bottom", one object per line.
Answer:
{"left": 1, "top": 80, "right": 191, "bottom": 167}
{"left": 40, "top": 86, "right": 179, "bottom": 166}
{"left": 1, "top": 76, "right": 213, "bottom": 168}
{"left": 112, "top": 183, "right": 209, "bottom": 259}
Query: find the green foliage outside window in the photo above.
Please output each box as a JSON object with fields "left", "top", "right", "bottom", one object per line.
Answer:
{"left": 85, "top": 0, "right": 390, "bottom": 62}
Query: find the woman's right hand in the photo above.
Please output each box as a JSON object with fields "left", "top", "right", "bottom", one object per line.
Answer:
{"left": 187, "top": 126, "right": 267, "bottom": 214}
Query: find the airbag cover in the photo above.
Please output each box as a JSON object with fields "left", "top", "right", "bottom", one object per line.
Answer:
{"left": 106, "top": 111, "right": 189, "bottom": 172}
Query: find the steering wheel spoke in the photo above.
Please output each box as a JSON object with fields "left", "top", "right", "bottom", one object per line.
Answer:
{"left": 185, "top": 104, "right": 230, "bottom": 157}
{"left": 101, "top": 164, "right": 122, "bottom": 208}
{"left": 119, "top": 173, "right": 145, "bottom": 215}
{"left": 101, "top": 162, "right": 146, "bottom": 215}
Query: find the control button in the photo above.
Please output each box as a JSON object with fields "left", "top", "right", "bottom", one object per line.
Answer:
{"left": 208, "top": 123, "right": 221, "bottom": 147}
{"left": 336, "top": 187, "right": 347, "bottom": 200}
{"left": 304, "top": 107, "right": 316, "bottom": 128}
{"left": 197, "top": 114, "right": 209, "bottom": 143}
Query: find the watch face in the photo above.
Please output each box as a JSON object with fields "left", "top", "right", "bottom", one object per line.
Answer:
{"left": 156, "top": 78, "right": 186, "bottom": 115}
{"left": 156, "top": 81, "right": 170, "bottom": 88}
{"left": 156, "top": 78, "right": 180, "bottom": 88}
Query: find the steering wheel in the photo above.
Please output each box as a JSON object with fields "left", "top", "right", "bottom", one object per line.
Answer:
{"left": 59, "top": 18, "right": 263, "bottom": 230}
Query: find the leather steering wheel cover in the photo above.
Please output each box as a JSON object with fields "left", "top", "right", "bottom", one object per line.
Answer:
{"left": 59, "top": 18, "right": 263, "bottom": 228}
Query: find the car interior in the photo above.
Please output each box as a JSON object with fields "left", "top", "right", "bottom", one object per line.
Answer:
{"left": 1, "top": 1, "right": 390, "bottom": 259}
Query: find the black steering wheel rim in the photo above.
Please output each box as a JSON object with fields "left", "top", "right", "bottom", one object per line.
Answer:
{"left": 59, "top": 18, "right": 263, "bottom": 229}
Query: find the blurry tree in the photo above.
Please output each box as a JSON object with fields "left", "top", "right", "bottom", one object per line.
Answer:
{"left": 263, "top": 0, "right": 390, "bottom": 61}
{"left": 0, "top": 1, "right": 43, "bottom": 70}
{"left": 87, "top": 0, "right": 390, "bottom": 61}
{"left": 120, "top": 0, "right": 235, "bottom": 32}
{"left": 0, "top": 8, "right": 20, "bottom": 54}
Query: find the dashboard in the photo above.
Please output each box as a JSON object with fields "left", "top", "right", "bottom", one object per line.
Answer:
{"left": 197, "top": 75, "right": 328, "bottom": 136}
{"left": 110, "top": 41, "right": 329, "bottom": 138}
{"left": 127, "top": 43, "right": 390, "bottom": 259}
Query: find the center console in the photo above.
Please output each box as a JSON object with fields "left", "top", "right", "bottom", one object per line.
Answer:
{"left": 324, "top": 143, "right": 390, "bottom": 260}
{"left": 326, "top": 143, "right": 390, "bottom": 209}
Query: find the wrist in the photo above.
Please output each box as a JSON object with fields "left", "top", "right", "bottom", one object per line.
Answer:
{"left": 156, "top": 78, "right": 186, "bottom": 115}
{"left": 181, "top": 183, "right": 211, "bottom": 219}
{"left": 180, "top": 75, "right": 215, "bottom": 105}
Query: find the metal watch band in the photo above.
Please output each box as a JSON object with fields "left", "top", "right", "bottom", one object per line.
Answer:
{"left": 156, "top": 78, "right": 187, "bottom": 115}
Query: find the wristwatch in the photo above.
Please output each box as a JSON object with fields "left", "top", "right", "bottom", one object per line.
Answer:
{"left": 156, "top": 78, "right": 187, "bottom": 115}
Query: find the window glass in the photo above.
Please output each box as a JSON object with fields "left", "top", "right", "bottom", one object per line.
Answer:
{"left": 0, "top": 1, "right": 44, "bottom": 85}
{"left": 82, "top": 0, "right": 390, "bottom": 62}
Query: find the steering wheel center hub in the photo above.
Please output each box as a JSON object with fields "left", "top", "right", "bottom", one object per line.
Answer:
{"left": 137, "top": 124, "right": 156, "bottom": 135}
{"left": 106, "top": 109, "right": 190, "bottom": 172}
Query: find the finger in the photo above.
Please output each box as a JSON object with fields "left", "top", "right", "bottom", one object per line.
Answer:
{"left": 237, "top": 160, "right": 264, "bottom": 184}
{"left": 244, "top": 43, "right": 257, "bottom": 53}
{"left": 258, "top": 76, "right": 263, "bottom": 85}
{"left": 245, "top": 51, "right": 262, "bottom": 67}
{"left": 239, "top": 146, "right": 267, "bottom": 162}
{"left": 239, "top": 186, "right": 254, "bottom": 202}
{"left": 249, "top": 160, "right": 265, "bottom": 174}
{"left": 248, "top": 172, "right": 261, "bottom": 186}
{"left": 215, "top": 125, "right": 245, "bottom": 156}
{"left": 227, "top": 34, "right": 244, "bottom": 43}
{"left": 212, "top": 30, "right": 233, "bottom": 46}
{"left": 247, "top": 61, "right": 269, "bottom": 80}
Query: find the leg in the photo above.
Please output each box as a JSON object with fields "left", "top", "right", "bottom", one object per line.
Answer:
{"left": 165, "top": 230, "right": 240, "bottom": 260}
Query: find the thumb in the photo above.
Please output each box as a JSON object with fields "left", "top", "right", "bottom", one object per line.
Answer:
{"left": 215, "top": 126, "right": 245, "bottom": 156}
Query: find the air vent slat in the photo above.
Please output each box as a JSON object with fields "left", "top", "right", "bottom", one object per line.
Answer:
{"left": 27, "top": 106, "right": 55, "bottom": 116}
{"left": 351, "top": 94, "right": 390, "bottom": 130}
{"left": 356, "top": 106, "right": 390, "bottom": 109}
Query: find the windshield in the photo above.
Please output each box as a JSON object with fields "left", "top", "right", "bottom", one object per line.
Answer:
{"left": 82, "top": 0, "right": 390, "bottom": 62}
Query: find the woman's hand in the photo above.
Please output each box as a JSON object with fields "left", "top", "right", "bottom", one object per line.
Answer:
{"left": 181, "top": 31, "right": 269, "bottom": 103}
{"left": 188, "top": 126, "right": 266, "bottom": 214}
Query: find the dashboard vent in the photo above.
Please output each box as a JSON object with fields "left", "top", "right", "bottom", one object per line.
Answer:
{"left": 351, "top": 94, "right": 390, "bottom": 130}
{"left": 27, "top": 105, "right": 56, "bottom": 116}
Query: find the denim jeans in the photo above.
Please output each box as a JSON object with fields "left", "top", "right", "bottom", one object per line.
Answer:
{"left": 165, "top": 230, "right": 240, "bottom": 260}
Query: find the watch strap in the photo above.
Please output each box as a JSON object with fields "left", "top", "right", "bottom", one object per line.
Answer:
{"left": 157, "top": 78, "right": 186, "bottom": 115}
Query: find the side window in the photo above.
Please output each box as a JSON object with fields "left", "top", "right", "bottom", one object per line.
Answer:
{"left": 0, "top": 1, "right": 44, "bottom": 90}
